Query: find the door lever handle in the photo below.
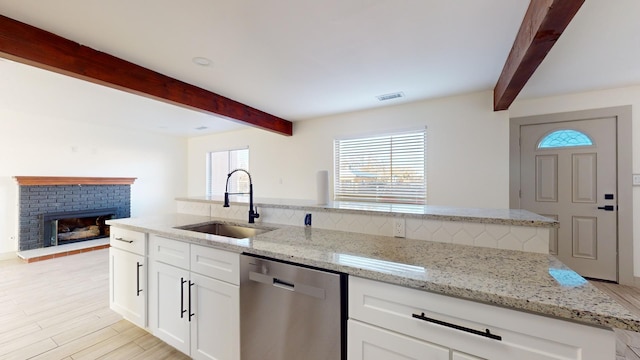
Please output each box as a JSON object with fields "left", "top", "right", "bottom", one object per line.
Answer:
{"left": 597, "top": 205, "right": 615, "bottom": 211}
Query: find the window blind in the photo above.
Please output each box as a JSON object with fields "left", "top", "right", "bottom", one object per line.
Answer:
{"left": 334, "top": 129, "right": 426, "bottom": 204}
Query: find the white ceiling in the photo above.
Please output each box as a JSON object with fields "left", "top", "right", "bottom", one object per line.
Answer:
{"left": 0, "top": 1, "right": 638, "bottom": 137}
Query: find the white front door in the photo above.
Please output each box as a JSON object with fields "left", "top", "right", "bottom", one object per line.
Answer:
{"left": 520, "top": 117, "right": 618, "bottom": 281}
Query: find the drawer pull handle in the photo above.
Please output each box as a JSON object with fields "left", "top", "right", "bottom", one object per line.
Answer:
{"left": 114, "top": 237, "right": 134, "bottom": 244}
{"left": 412, "top": 312, "right": 502, "bottom": 341}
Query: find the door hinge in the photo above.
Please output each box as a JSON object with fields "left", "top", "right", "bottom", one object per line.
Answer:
{"left": 519, "top": 189, "right": 522, "bottom": 198}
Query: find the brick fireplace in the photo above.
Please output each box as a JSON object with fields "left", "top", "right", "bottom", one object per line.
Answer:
{"left": 15, "top": 176, "right": 136, "bottom": 251}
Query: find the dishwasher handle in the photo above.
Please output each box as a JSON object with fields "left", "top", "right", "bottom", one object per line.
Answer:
{"left": 273, "top": 278, "right": 295, "bottom": 291}
{"left": 249, "top": 271, "right": 325, "bottom": 300}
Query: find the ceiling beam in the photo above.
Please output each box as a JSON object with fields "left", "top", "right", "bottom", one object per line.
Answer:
{"left": 493, "top": 0, "right": 584, "bottom": 111}
{"left": 0, "top": 14, "right": 293, "bottom": 136}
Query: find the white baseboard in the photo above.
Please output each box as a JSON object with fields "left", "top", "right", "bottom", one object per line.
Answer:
{"left": 0, "top": 251, "right": 17, "bottom": 261}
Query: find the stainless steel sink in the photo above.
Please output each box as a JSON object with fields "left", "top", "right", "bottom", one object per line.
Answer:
{"left": 175, "top": 221, "right": 274, "bottom": 239}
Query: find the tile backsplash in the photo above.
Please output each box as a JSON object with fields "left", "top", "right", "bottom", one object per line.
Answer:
{"left": 177, "top": 200, "right": 549, "bottom": 254}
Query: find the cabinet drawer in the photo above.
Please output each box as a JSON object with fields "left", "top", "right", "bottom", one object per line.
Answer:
{"left": 110, "top": 227, "right": 147, "bottom": 255}
{"left": 452, "top": 351, "right": 484, "bottom": 360}
{"left": 348, "top": 319, "right": 449, "bottom": 360}
{"left": 149, "top": 235, "right": 190, "bottom": 269}
{"left": 349, "top": 276, "right": 614, "bottom": 360}
{"left": 190, "top": 244, "right": 240, "bottom": 285}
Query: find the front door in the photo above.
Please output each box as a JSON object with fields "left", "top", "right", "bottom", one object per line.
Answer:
{"left": 520, "top": 117, "right": 618, "bottom": 281}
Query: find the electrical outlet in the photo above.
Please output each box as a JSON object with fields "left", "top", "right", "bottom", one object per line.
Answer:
{"left": 633, "top": 174, "right": 640, "bottom": 186}
{"left": 393, "top": 218, "right": 405, "bottom": 238}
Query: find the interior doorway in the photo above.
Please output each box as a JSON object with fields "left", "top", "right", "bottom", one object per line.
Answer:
{"left": 510, "top": 106, "right": 633, "bottom": 284}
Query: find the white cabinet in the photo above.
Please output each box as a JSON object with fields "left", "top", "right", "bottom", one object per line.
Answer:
{"left": 190, "top": 272, "right": 239, "bottom": 360}
{"left": 348, "top": 276, "right": 615, "bottom": 360}
{"left": 149, "top": 260, "right": 191, "bottom": 354}
{"left": 349, "top": 320, "right": 449, "bottom": 360}
{"left": 109, "top": 227, "right": 147, "bottom": 328}
{"left": 149, "top": 235, "right": 240, "bottom": 360}
{"left": 452, "top": 351, "right": 485, "bottom": 360}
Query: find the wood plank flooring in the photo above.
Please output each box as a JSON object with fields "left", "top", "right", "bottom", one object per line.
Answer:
{"left": 2, "top": 248, "right": 640, "bottom": 359}
{"left": 591, "top": 280, "right": 640, "bottom": 360}
{"left": 0, "top": 248, "right": 188, "bottom": 360}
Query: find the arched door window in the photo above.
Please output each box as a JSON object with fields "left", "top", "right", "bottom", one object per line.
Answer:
{"left": 537, "top": 129, "right": 593, "bottom": 149}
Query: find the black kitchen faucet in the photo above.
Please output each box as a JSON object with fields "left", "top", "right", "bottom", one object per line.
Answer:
{"left": 223, "top": 169, "right": 260, "bottom": 223}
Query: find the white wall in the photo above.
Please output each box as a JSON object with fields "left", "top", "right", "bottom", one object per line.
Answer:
{"left": 188, "top": 90, "right": 510, "bottom": 209}
{"left": 510, "top": 85, "right": 640, "bottom": 276}
{"left": 0, "top": 108, "right": 187, "bottom": 256}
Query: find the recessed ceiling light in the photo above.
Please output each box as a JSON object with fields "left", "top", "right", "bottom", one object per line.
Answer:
{"left": 192, "top": 57, "right": 212, "bottom": 67}
{"left": 376, "top": 92, "right": 405, "bottom": 101}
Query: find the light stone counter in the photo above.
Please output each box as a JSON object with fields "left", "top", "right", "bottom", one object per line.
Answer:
{"left": 107, "top": 213, "right": 640, "bottom": 332}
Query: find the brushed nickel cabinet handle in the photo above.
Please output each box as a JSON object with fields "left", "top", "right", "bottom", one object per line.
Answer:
{"left": 114, "top": 237, "right": 133, "bottom": 244}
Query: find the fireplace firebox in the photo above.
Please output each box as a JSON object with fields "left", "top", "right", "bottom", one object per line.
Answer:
{"left": 42, "top": 208, "right": 116, "bottom": 247}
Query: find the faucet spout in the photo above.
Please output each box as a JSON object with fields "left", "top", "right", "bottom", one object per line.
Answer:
{"left": 224, "top": 169, "right": 260, "bottom": 223}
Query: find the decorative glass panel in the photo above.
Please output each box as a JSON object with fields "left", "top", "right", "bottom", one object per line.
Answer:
{"left": 538, "top": 129, "right": 593, "bottom": 149}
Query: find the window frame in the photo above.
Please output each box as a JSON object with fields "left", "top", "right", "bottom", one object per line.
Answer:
{"left": 333, "top": 128, "right": 427, "bottom": 205}
{"left": 205, "top": 147, "right": 249, "bottom": 197}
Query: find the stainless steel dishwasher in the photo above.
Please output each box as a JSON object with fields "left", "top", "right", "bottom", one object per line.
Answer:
{"left": 240, "top": 254, "right": 346, "bottom": 360}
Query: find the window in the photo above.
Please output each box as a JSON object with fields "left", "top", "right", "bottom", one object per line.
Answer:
{"left": 334, "top": 129, "right": 426, "bottom": 204}
{"left": 538, "top": 129, "right": 593, "bottom": 149}
{"left": 206, "top": 148, "right": 249, "bottom": 197}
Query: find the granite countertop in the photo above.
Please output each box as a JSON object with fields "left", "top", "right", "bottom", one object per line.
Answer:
{"left": 176, "top": 196, "right": 559, "bottom": 228}
{"left": 107, "top": 213, "right": 640, "bottom": 332}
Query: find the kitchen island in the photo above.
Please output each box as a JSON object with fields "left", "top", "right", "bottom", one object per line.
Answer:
{"left": 108, "top": 210, "right": 637, "bottom": 359}
{"left": 108, "top": 213, "right": 637, "bottom": 332}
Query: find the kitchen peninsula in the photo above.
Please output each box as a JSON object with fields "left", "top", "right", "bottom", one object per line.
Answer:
{"left": 107, "top": 199, "right": 638, "bottom": 359}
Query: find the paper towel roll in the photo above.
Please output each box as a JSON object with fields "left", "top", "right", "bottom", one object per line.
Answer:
{"left": 316, "top": 170, "right": 329, "bottom": 205}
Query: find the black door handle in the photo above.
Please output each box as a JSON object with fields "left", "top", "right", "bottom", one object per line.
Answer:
{"left": 189, "top": 281, "right": 195, "bottom": 321}
{"left": 136, "top": 262, "right": 143, "bottom": 296}
{"left": 180, "top": 278, "right": 187, "bottom": 318}
{"left": 597, "top": 205, "right": 615, "bottom": 211}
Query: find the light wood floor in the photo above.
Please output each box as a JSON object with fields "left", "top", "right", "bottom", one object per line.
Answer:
{"left": 591, "top": 281, "right": 640, "bottom": 360}
{"left": 2, "top": 249, "right": 640, "bottom": 359}
{"left": 0, "top": 248, "right": 188, "bottom": 360}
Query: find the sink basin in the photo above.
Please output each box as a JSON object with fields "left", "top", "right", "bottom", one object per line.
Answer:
{"left": 175, "top": 221, "right": 274, "bottom": 239}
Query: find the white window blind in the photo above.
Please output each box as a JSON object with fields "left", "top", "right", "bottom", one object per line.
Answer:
{"left": 334, "top": 129, "right": 426, "bottom": 204}
{"left": 206, "top": 148, "right": 249, "bottom": 197}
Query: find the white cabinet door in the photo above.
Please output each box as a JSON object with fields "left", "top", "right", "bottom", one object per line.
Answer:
{"left": 109, "top": 247, "right": 146, "bottom": 327}
{"left": 149, "top": 261, "right": 190, "bottom": 355}
{"left": 348, "top": 320, "right": 449, "bottom": 360}
{"left": 190, "top": 272, "right": 240, "bottom": 360}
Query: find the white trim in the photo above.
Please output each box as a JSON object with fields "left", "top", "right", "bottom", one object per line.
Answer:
{"left": 0, "top": 251, "right": 17, "bottom": 261}
{"left": 333, "top": 126, "right": 427, "bottom": 141}
{"left": 510, "top": 106, "right": 633, "bottom": 285}
{"left": 205, "top": 145, "right": 249, "bottom": 153}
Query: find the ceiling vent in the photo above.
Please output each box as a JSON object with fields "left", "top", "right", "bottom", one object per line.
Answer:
{"left": 376, "top": 92, "right": 404, "bottom": 101}
{"left": 195, "top": 126, "right": 208, "bottom": 130}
